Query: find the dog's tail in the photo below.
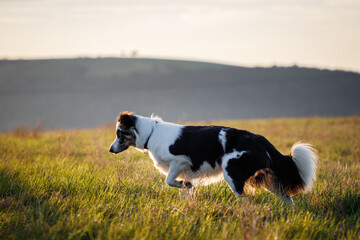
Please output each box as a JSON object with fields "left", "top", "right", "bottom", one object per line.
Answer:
{"left": 267, "top": 142, "right": 318, "bottom": 196}
{"left": 290, "top": 142, "right": 318, "bottom": 192}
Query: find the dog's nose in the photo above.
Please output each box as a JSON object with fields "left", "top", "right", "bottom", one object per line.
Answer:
{"left": 109, "top": 146, "right": 114, "bottom": 153}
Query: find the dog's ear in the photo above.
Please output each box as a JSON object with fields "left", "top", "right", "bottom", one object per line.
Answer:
{"left": 118, "top": 111, "right": 136, "bottom": 129}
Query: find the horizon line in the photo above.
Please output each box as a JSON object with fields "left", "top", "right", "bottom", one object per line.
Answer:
{"left": 1, "top": 54, "right": 359, "bottom": 74}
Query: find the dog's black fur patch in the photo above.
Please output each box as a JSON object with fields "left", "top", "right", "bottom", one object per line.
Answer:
{"left": 118, "top": 111, "right": 137, "bottom": 130}
{"left": 169, "top": 126, "right": 224, "bottom": 172}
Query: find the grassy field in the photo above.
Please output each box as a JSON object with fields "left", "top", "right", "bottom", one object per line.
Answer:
{"left": 1, "top": 117, "right": 359, "bottom": 239}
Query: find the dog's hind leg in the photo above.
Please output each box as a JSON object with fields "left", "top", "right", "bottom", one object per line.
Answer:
{"left": 268, "top": 187, "right": 294, "bottom": 204}
{"left": 255, "top": 169, "right": 294, "bottom": 204}
{"left": 279, "top": 194, "right": 294, "bottom": 204}
{"left": 222, "top": 150, "right": 247, "bottom": 199}
{"left": 264, "top": 177, "right": 294, "bottom": 204}
{"left": 222, "top": 150, "right": 267, "bottom": 201}
{"left": 265, "top": 185, "right": 295, "bottom": 204}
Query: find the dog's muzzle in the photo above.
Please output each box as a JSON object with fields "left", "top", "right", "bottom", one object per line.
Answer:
{"left": 109, "top": 146, "right": 116, "bottom": 153}
{"left": 109, "top": 141, "right": 129, "bottom": 154}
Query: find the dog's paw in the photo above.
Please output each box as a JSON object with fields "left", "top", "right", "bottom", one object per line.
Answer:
{"left": 182, "top": 181, "right": 193, "bottom": 189}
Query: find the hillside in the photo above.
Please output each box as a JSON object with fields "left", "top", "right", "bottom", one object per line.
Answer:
{"left": 0, "top": 58, "right": 359, "bottom": 131}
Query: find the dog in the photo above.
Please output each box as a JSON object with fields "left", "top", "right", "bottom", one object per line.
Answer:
{"left": 109, "top": 111, "right": 318, "bottom": 203}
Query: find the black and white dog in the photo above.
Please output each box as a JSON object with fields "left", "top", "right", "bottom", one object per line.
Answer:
{"left": 109, "top": 112, "right": 317, "bottom": 203}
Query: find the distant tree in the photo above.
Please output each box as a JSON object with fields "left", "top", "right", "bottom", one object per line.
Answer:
{"left": 131, "top": 50, "right": 138, "bottom": 58}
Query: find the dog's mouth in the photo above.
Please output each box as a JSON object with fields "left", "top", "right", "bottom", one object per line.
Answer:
{"left": 109, "top": 144, "right": 129, "bottom": 154}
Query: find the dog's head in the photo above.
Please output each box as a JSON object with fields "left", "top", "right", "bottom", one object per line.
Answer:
{"left": 109, "top": 111, "right": 137, "bottom": 154}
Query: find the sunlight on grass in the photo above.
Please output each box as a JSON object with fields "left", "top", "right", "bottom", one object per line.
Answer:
{"left": 1, "top": 117, "right": 359, "bottom": 239}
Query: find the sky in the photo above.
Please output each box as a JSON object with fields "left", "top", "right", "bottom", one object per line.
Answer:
{"left": 0, "top": 0, "right": 359, "bottom": 72}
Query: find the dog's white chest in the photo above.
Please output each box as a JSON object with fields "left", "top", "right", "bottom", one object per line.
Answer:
{"left": 148, "top": 151, "right": 170, "bottom": 175}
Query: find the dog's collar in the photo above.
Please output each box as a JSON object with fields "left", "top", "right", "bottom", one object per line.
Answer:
{"left": 144, "top": 122, "right": 157, "bottom": 149}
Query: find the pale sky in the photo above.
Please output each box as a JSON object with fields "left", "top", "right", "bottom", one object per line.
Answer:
{"left": 1, "top": 0, "right": 359, "bottom": 71}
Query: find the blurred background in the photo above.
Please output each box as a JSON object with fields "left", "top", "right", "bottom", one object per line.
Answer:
{"left": 0, "top": 0, "right": 359, "bottom": 131}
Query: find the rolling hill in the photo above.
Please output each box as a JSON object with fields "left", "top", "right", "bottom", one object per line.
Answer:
{"left": 0, "top": 58, "right": 359, "bottom": 131}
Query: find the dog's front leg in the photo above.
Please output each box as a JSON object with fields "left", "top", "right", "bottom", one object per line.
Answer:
{"left": 165, "top": 162, "right": 187, "bottom": 188}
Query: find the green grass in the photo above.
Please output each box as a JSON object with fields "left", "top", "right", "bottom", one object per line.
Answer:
{"left": 1, "top": 117, "right": 360, "bottom": 239}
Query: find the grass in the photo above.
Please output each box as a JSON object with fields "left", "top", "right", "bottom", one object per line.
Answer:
{"left": 0, "top": 117, "right": 359, "bottom": 239}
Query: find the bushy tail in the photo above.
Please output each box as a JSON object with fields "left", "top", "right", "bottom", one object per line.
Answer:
{"left": 290, "top": 142, "right": 318, "bottom": 192}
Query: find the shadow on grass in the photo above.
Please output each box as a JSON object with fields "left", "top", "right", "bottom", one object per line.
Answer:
{"left": 307, "top": 190, "right": 360, "bottom": 219}
{"left": 0, "top": 169, "right": 23, "bottom": 199}
{"left": 0, "top": 169, "right": 91, "bottom": 240}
